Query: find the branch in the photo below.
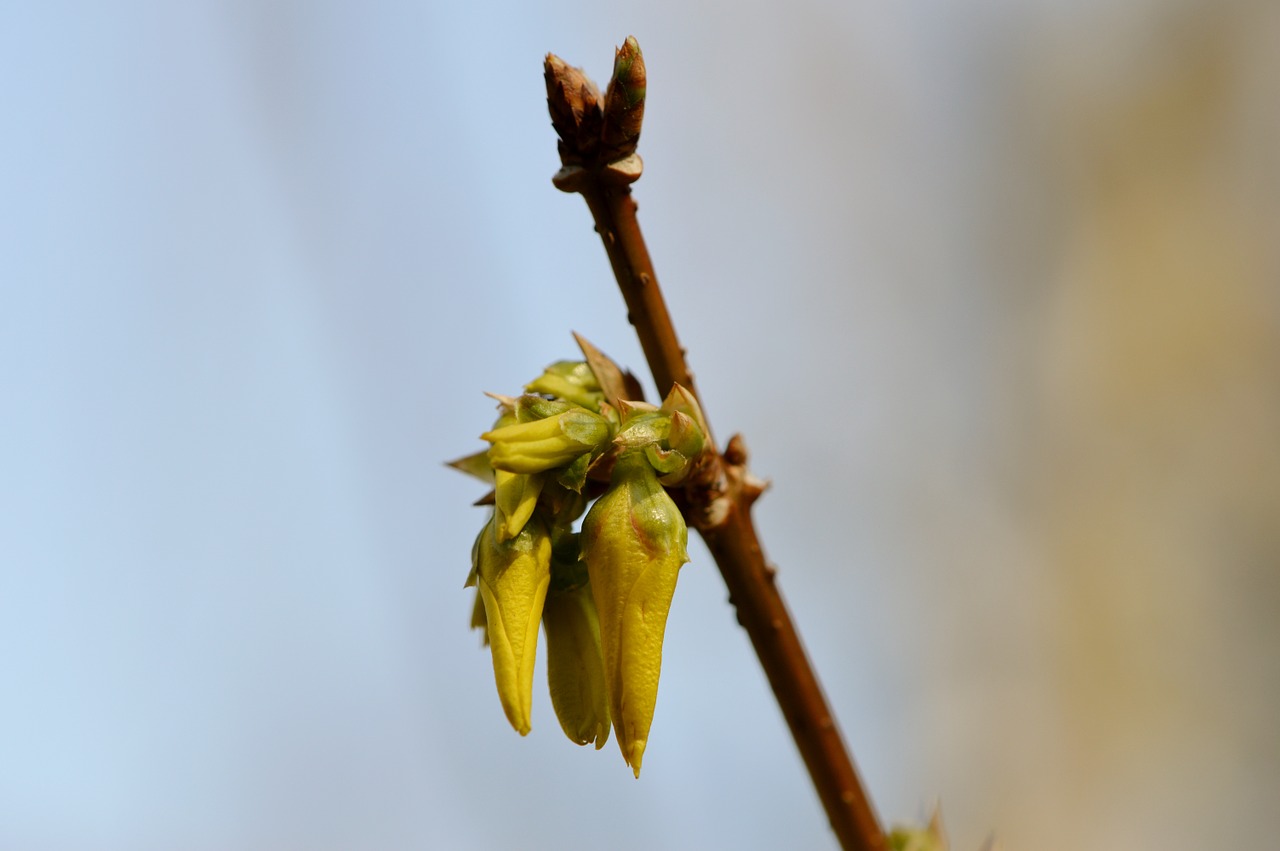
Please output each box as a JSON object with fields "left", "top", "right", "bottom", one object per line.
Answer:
{"left": 545, "top": 38, "right": 886, "bottom": 851}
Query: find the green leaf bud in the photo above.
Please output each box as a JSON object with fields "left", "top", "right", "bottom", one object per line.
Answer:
{"left": 659, "top": 383, "right": 710, "bottom": 445}
{"left": 601, "top": 36, "right": 646, "bottom": 162}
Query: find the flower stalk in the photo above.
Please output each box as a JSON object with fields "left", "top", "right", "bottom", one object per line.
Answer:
{"left": 545, "top": 37, "right": 887, "bottom": 851}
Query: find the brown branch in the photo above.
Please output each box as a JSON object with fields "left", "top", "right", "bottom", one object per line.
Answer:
{"left": 577, "top": 184, "right": 692, "bottom": 404}
{"left": 545, "top": 40, "right": 886, "bottom": 851}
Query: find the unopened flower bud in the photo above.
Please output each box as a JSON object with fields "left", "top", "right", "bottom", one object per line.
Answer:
{"left": 493, "top": 469, "right": 543, "bottom": 542}
{"left": 581, "top": 453, "right": 689, "bottom": 776}
{"left": 525, "top": 360, "right": 605, "bottom": 411}
{"left": 482, "top": 406, "right": 611, "bottom": 474}
{"left": 542, "top": 550, "right": 610, "bottom": 749}
{"left": 474, "top": 515, "right": 553, "bottom": 735}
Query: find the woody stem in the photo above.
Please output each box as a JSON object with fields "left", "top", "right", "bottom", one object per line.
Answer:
{"left": 570, "top": 173, "right": 886, "bottom": 851}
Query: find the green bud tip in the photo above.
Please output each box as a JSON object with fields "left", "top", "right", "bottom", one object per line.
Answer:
{"left": 482, "top": 407, "right": 611, "bottom": 474}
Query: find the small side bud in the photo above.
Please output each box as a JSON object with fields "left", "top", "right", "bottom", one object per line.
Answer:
{"left": 659, "top": 383, "right": 710, "bottom": 444}
{"left": 665, "top": 410, "right": 704, "bottom": 460}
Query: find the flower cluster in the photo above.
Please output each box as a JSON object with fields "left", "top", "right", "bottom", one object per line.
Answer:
{"left": 449, "top": 337, "right": 710, "bottom": 777}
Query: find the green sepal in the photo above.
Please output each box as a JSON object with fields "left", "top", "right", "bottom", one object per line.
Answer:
{"left": 613, "top": 410, "right": 669, "bottom": 449}
{"left": 446, "top": 450, "right": 493, "bottom": 484}
{"left": 659, "top": 384, "right": 709, "bottom": 446}
{"left": 557, "top": 448, "right": 594, "bottom": 493}
{"left": 645, "top": 445, "right": 688, "bottom": 480}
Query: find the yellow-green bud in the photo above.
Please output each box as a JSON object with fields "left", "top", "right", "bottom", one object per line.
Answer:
{"left": 525, "top": 360, "right": 605, "bottom": 411}
{"left": 581, "top": 453, "right": 689, "bottom": 776}
{"left": 543, "top": 578, "right": 611, "bottom": 749}
{"left": 474, "top": 515, "right": 552, "bottom": 736}
{"left": 659, "top": 383, "right": 710, "bottom": 445}
{"left": 612, "top": 406, "right": 667, "bottom": 449}
{"left": 665, "top": 410, "right": 704, "bottom": 460}
{"left": 482, "top": 407, "right": 611, "bottom": 474}
{"left": 493, "top": 470, "right": 543, "bottom": 542}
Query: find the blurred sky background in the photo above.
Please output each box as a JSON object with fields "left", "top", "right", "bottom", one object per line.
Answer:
{"left": 2, "top": 1, "right": 1278, "bottom": 849}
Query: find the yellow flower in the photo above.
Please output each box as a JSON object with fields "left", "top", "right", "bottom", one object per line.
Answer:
{"left": 581, "top": 454, "right": 688, "bottom": 776}
{"left": 542, "top": 578, "right": 611, "bottom": 749}
{"left": 474, "top": 514, "right": 552, "bottom": 735}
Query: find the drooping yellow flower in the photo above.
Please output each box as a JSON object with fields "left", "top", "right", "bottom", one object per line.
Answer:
{"left": 474, "top": 514, "right": 552, "bottom": 735}
{"left": 581, "top": 453, "right": 688, "bottom": 776}
{"left": 542, "top": 578, "right": 611, "bottom": 749}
